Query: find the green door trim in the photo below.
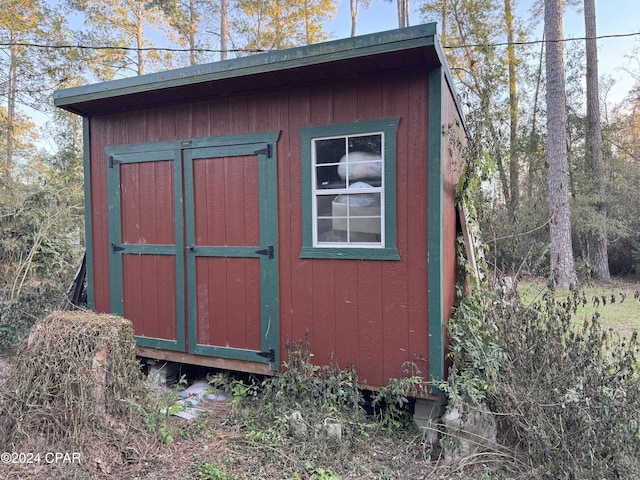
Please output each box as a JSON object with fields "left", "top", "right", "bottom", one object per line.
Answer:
{"left": 106, "top": 147, "right": 186, "bottom": 352}
{"left": 183, "top": 132, "right": 280, "bottom": 369}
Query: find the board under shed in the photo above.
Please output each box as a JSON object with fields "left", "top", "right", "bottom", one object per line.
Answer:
{"left": 54, "top": 23, "right": 466, "bottom": 392}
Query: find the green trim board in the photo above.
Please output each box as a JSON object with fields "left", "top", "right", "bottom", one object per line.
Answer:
{"left": 427, "top": 66, "right": 445, "bottom": 391}
{"left": 183, "top": 133, "right": 280, "bottom": 369}
{"left": 298, "top": 117, "right": 401, "bottom": 261}
{"left": 82, "top": 117, "right": 94, "bottom": 309}
{"left": 103, "top": 131, "right": 280, "bottom": 156}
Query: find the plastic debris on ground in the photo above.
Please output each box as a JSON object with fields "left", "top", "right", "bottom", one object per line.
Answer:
{"left": 167, "top": 381, "right": 229, "bottom": 421}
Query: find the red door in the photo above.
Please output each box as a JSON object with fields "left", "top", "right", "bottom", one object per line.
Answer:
{"left": 184, "top": 140, "right": 279, "bottom": 366}
{"left": 107, "top": 148, "right": 185, "bottom": 351}
{"left": 107, "top": 132, "right": 279, "bottom": 367}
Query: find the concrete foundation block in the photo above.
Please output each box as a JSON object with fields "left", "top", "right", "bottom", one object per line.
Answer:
{"left": 413, "top": 397, "right": 445, "bottom": 443}
{"left": 146, "top": 360, "right": 179, "bottom": 386}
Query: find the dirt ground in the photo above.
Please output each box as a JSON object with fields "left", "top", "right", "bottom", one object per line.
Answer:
{"left": 0, "top": 350, "right": 446, "bottom": 480}
{"left": 0, "top": 349, "right": 238, "bottom": 480}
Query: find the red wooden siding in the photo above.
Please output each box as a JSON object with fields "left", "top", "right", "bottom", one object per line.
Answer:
{"left": 88, "top": 68, "right": 435, "bottom": 387}
{"left": 195, "top": 257, "right": 261, "bottom": 350}
{"left": 120, "top": 161, "right": 175, "bottom": 245}
{"left": 123, "top": 254, "right": 177, "bottom": 340}
{"left": 442, "top": 80, "right": 465, "bottom": 360}
{"left": 192, "top": 155, "right": 260, "bottom": 246}
{"left": 192, "top": 154, "right": 262, "bottom": 350}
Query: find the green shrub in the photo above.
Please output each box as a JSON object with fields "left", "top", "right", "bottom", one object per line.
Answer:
{"left": 215, "top": 337, "right": 366, "bottom": 445}
{"left": 0, "top": 283, "right": 65, "bottom": 353}
{"left": 492, "top": 286, "right": 640, "bottom": 479}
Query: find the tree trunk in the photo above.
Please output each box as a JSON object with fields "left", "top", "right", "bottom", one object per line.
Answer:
{"left": 350, "top": 0, "right": 358, "bottom": 37}
{"left": 545, "top": 0, "right": 577, "bottom": 288}
{"left": 220, "top": 0, "right": 228, "bottom": 60}
{"left": 189, "top": 0, "right": 197, "bottom": 66}
{"left": 397, "top": 0, "right": 409, "bottom": 28}
{"left": 136, "top": 10, "right": 144, "bottom": 75}
{"left": 5, "top": 31, "right": 18, "bottom": 183}
{"left": 505, "top": 0, "right": 519, "bottom": 221}
{"left": 584, "top": 0, "right": 610, "bottom": 280}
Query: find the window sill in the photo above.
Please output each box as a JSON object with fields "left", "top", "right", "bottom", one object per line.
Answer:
{"left": 299, "top": 247, "right": 400, "bottom": 260}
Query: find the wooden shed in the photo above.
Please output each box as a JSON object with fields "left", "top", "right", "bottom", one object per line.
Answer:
{"left": 54, "top": 23, "right": 465, "bottom": 393}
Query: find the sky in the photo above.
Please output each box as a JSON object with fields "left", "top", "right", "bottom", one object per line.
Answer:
{"left": 324, "top": 0, "right": 640, "bottom": 104}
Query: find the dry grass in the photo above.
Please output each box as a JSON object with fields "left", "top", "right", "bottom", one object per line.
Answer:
{"left": 0, "top": 310, "right": 494, "bottom": 480}
{"left": 2, "top": 277, "right": 637, "bottom": 479}
{"left": 0, "top": 310, "right": 159, "bottom": 479}
{"left": 518, "top": 276, "right": 640, "bottom": 334}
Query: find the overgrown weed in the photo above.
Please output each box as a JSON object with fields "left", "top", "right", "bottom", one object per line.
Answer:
{"left": 207, "top": 336, "right": 429, "bottom": 479}
{"left": 490, "top": 283, "right": 640, "bottom": 479}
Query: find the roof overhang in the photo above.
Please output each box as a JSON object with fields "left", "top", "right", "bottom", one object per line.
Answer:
{"left": 54, "top": 23, "right": 445, "bottom": 116}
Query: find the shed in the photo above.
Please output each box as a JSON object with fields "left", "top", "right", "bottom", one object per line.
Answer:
{"left": 54, "top": 23, "right": 465, "bottom": 394}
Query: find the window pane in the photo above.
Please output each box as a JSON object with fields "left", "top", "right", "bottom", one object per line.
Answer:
{"left": 349, "top": 219, "right": 382, "bottom": 239}
{"left": 333, "top": 192, "right": 381, "bottom": 237}
{"left": 337, "top": 191, "right": 380, "bottom": 208}
{"left": 317, "top": 218, "right": 345, "bottom": 243}
{"left": 316, "top": 194, "right": 336, "bottom": 218}
{"left": 316, "top": 165, "right": 345, "bottom": 189}
{"left": 348, "top": 134, "right": 381, "bottom": 155}
{"left": 314, "top": 138, "right": 345, "bottom": 189}
{"left": 335, "top": 134, "right": 383, "bottom": 187}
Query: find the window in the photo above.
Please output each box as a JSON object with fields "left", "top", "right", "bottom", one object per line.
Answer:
{"left": 299, "top": 118, "right": 400, "bottom": 260}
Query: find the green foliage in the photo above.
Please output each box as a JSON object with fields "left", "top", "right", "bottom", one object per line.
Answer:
{"left": 304, "top": 461, "right": 342, "bottom": 480}
{"left": 232, "top": 0, "right": 335, "bottom": 51}
{"left": 492, "top": 286, "right": 640, "bottom": 479}
{"left": 128, "top": 392, "right": 175, "bottom": 445}
{"left": 129, "top": 375, "right": 194, "bottom": 445}
{"left": 0, "top": 283, "right": 65, "bottom": 353}
{"left": 207, "top": 338, "right": 409, "bottom": 478}
{"left": 631, "top": 247, "right": 640, "bottom": 277}
{"left": 214, "top": 338, "right": 365, "bottom": 447}
{"left": 444, "top": 158, "right": 506, "bottom": 407}
{"left": 450, "top": 155, "right": 640, "bottom": 477}
{"left": 191, "top": 461, "right": 235, "bottom": 480}
{"left": 372, "top": 361, "right": 427, "bottom": 431}
{"left": 209, "top": 371, "right": 259, "bottom": 414}
{"left": 259, "top": 339, "right": 364, "bottom": 435}
{"left": 0, "top": 181, "right": 84, "bottom": 301}
{"left": 442, "top": 279, "right": 505, "bottom": 407}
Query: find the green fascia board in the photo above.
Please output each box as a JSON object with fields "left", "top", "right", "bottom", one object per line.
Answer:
{"left": 54, "top": 24, "right": 438, "bottom": 110}
{"left": 82, "top": 117, "right": 94, "bottom": 309}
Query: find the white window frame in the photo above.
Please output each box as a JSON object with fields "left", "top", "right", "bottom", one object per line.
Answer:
{"left": 299, "top": 117, "right": 401, "bottom": 261}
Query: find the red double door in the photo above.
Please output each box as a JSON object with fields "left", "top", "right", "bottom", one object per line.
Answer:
{"left": 106, "top": 133, "right": 279, "bottom": 368}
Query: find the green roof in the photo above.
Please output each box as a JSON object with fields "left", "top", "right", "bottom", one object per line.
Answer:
{"left": 54, "top": 24, "right": 444, "bottom": 116}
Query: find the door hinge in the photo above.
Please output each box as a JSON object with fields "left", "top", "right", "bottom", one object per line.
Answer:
{"left": 254, "top": 245, "right": 274, "bottom": 259}
{"left": 257, "top": 348, "right": 275, "bottom": 363}
{"left": 111, "top": 243, "right": 125, "bottom": 253}
{"left": 254, "top": 144, "right": 272, "bottom": 158}
{"left": 108, "top": 156, "right": 122, "bottom": 168}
